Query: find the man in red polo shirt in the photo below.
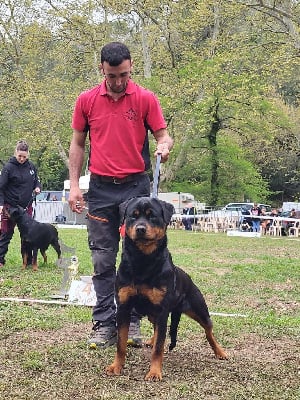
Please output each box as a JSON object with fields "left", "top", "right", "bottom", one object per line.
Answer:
{"left": 68, "top": 42, "right": 173, "bottom": 348}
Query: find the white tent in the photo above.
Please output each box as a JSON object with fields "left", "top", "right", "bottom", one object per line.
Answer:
{"left": 63, "top": 174, "right": 90, "bottom": 191}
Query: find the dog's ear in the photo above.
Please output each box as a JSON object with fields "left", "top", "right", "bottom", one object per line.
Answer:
{"left": 5, "top": 205, "right": 19, "bottom": 219}
{"left": 157, "top": 199, "right": 175, "bottom": 225}
{"left": 7, "top": 205, "right": 26, "bottom": 220}
{"left": 119, "top": 198, "right": 137, "bottom": 224}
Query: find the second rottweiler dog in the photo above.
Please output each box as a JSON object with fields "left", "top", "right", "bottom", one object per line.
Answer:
{"left": 6, "top": 205, "right": 61, "bottom": 270}
{"left": 106, "top": 197, "right": 228, "bottom": 381}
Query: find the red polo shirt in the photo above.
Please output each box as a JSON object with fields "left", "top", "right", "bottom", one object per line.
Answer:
{"left": 71, "top": 80, "right": 167, "bottom": 178}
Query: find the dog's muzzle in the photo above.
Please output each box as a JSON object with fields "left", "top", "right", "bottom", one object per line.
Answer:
{"left": 135, "top": 224, "right": 147, "bottom": 237}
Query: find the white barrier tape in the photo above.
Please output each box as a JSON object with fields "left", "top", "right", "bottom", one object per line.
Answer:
{"left": 0, "top": 297, "right": 247, "bottom": 317}
{"left": 172, "top": 214, "right": 299, "bottom": 222}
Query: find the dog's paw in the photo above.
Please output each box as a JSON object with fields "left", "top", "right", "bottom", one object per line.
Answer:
{"left": 145, "top": 336, "right": 154, "bottom": 348}
{"left": 215, "top": 349, "right": 228, "bottom": 360}
{"left": 144, "top": 368, "right": 162, "bottom": 381}
{"left": 106, "top": 363, "right": 123, "bottom": 376}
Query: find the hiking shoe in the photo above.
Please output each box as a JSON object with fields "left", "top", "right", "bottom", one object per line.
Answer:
{"left": 87, "top": 322, "right": 117, "bottom": 349}
{"left": 127, "top": 320, "right": 143, "bottom": 347}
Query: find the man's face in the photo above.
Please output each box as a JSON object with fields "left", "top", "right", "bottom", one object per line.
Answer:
{"left": 101, "top": 60, "right": 132, "bottom": 94}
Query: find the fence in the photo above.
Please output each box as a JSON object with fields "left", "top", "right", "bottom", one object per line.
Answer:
{"left": 170, "top": 213, "right": 300, "bottom": 237}
{"left": 34, "top": 201, "right": 87, "bottom": 225}
{"left": 33, "top": 203, "right": 300, "bottom": 238}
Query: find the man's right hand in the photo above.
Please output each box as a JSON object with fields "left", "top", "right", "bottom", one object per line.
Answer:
{"left": 68, "top": 187, "right": 85, "bottom": 213}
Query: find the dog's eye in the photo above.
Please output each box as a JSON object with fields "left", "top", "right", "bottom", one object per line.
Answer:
{"left": 128, "top": 211, "right": 139, "bottom": 220}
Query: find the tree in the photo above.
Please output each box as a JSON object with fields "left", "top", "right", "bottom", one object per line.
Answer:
{"left": 0, "top": 0, "right": 299, "bottom": 204}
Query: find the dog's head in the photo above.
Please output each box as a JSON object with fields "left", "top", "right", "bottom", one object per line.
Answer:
{"left": 120, "top": 197, "right": 174, "bottom": 253}
{"left": 4, "top": 205, "right": 26, "bottom": 222}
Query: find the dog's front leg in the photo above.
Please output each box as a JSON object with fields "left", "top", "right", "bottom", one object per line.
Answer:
{"left": 21, "top": 253, "right": 27, "bottom": 270}
{"left": 32, "top": 248, "right": 39, "bottom": 271}
{"left": 145, "top": 312, "right": 168, "bottom": 381}
{"left": 106, "top": 306, "right": 131, "bottom": 376}
{"left": 20, "top": 239, "right": 27, "bottom": 269}
{"left": 106, "top": 324, "right": 129, "bottom": 376}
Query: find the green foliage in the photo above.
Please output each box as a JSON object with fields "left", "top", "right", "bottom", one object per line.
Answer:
{"left": 0, "top": 0, "right": 299, "bottom": 205}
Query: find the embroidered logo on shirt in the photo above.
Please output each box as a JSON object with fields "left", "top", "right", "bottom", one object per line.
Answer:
{"left": 125, "top": 108, "right": 138, "bottom": 121}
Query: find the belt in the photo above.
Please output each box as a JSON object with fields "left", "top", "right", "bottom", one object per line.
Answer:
{"left": 90, "top": 172, "right": 147, "bottom": 185}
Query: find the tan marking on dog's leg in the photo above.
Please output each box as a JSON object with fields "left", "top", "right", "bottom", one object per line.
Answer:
{"left": 22, "top": 254, "right": 27, "bottom": 270}
{"left": 145, "top": 335, "right": 155, "bottom": 348}
{"left": 106, "top": 325, "right": 128, "bottom": 376}
{"left": 186, "top": 310, "right": 228, "bottom": 360}
{"left": 205, "top": 326, "right": 228, "bottom": 359}
{"left": 40, "top": 250, "right": 47, "bottom": 264}
{"left": 145, "top": 320, "right": 155, "bottom": 347}
{"left": 144, "top": 326, "right": 164, "bottom": 381}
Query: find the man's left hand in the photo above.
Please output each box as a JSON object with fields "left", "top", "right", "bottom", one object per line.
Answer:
{"left": 155, "top": 142, "right": 170, "bottom": 162}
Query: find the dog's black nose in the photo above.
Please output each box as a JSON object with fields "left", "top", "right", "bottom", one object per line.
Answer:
{"left": 135, "top": 224, "right": 146, "bottom": 235}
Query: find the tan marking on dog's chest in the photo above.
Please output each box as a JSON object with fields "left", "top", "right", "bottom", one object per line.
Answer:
{"left": 137, "top": 285, "right": 167, "bottom": 304}
{"left": 118, "top": 285, "right": 167, "bottom": 305}
{"left": 118, "top": 286, "right": 138, "bottom": 304}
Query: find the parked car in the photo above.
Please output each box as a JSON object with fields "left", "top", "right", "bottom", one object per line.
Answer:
{"left": 204, "top": 202, "right": 271, "bottom": 218}
{"left": 222, "top": 203, "right": 271, "bottom": 213}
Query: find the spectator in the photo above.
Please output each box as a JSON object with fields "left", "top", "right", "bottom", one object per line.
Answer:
{"left": 182, "top": 203, "right": 197, "bottom": 230}
{"left": 68, "top": 42, "right": 173, "bottom": 348}
{"left": 260, "top": 207, "right": 270, "bottom": 234}
{"left": 0, "top": 140, "right": 41, "bottom": 268}
{"left": 250, "top": 203, "right": 262, "bottom": 232}
{"left": 285, "top": 208, "right": 297, "bottom": 235}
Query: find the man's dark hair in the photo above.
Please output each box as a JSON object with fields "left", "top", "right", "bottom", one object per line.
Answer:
{"left": 100, "top": 42, "right": 131, "bottom": 66}
{"left": 16, "top": 140, "right": 29, "bottom": 152}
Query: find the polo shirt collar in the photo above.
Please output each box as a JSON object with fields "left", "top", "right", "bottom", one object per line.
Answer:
{"left": 99, "top": 79, "right": 136, "bottom": 96}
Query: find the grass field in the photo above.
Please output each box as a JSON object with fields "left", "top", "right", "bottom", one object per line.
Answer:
{"left": 0, "top": 228, "right": 299, "bottom": 399}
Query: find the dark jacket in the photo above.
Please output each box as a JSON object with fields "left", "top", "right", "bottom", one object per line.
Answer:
{"left": 0, "top": 157, "right": 41, "bottom": 208}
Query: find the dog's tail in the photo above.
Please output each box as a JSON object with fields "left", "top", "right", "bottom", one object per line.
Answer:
{"left": 168, "top": 311, "right": 181, "bottom": 351}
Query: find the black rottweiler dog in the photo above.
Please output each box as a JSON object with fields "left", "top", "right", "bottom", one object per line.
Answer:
{"left": 106, "top": 197, "right": 228, "bottom": 381}
{"left": 6, "top": 205, "right": 61, "bottom": 271}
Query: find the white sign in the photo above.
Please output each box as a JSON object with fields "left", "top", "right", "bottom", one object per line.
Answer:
{"left": 68, "top": 276, "right": 96, "bottom": 306}
{"left": 227, "top": 230, "right": 261, "bottom": 238}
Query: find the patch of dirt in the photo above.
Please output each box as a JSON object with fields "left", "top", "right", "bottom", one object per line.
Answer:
{"left": 1, "top": 322, "right": 90, "bottom": 349}
{"left": 0, "top": 326, "right": 299, "bottom": 400}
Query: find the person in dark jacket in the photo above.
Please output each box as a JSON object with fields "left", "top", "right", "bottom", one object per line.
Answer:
{"left": 0, "top": 140, "right": 41, "bottom": 267}
{"left": 182, "top": 203, "right": 198, "bottom": 230}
